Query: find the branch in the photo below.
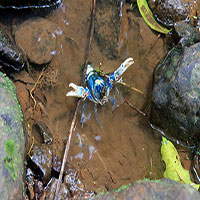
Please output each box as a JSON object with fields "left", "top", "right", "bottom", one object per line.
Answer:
{"left": 113, "top": 99, "right": 147, "bottom": 117}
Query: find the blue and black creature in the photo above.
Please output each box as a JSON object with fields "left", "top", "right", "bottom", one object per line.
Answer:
{"left": 66, "top": 57, "right": 134, "bottom": 104}
{"left": 66, "top": 57, "right": 134, "bottom": 126}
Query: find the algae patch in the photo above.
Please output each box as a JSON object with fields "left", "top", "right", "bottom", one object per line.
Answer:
{"left": 4, "top": 140, "right": 19, "bottom": 181}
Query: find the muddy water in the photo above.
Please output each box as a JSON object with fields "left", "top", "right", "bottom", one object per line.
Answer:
{"left": 2, "top": 0, "right": 177, "bottom": 194}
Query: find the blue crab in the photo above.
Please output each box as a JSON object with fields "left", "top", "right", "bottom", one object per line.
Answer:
{"left": 66, "top": 57, "right": 134, "bottom": 127}
{"left": 66, "top": 57, "right": 134, "bottom": 105}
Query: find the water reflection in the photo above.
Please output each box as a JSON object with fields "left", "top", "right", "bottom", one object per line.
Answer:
{"left": 94, "top": 135, "right": 101, "bottom": 141}
{"left": 74, "top": 152, "right": 84, "bottom": 160}
{"left": 89, "top": 145, "right": 95, "bottom": 160}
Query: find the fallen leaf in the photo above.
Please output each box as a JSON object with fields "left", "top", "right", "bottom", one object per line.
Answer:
{"left": 161, "top": 136, "right": 200, "bottom": 190}
{"left": 137, "top": 0, "right": 171, "bottom": 34}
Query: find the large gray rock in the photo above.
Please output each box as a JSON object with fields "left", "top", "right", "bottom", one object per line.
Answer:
{"left": 151, "top": 23, "right": 200, "bottom": 146}
{"left": 151, "top": 42, "right": 200, "bottom": 146}
{"left": 94, "top": 179, "right": 200, "bottom": 200}
{"left": 0, "top": 72, "right": 25, "bottom": 199}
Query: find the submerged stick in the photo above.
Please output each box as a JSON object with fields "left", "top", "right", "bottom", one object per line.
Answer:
{"left": 82, "top": 0, "right": 96, "bottom": 84}
{"left": 118, "top": 81, "right": 144, "bottom": 95}
{"left": 54, "top": 101, "right": 80, "bottom": 200}
{"left": 54, "top": 0, "right": 96, "bottom": 199}
{"left": 113, "top": 99, "right": 147, "bottom": 117}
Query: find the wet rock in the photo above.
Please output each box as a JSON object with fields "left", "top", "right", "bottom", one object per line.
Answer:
{"left": 15, "top": 18, "right": 57, "bottom": 65}
{"left": 63, "top": 170, "right": 95, "bottom": 199}
{"left": 64, "top": 172, "right": 85, "bottom": 197}
{"left": 0, "top": 0, "right": 61, "bottom": 9}
{"left": 190, "top": 144, "right": 200, "bottom": 184}
{"left": 191, "top": 153, "right": 200, "bottom": 184}
{"left": 151, "top": 24, "right": 200, "bottom": 146}
{"left": 95, "top": 0, "right": 128, "bottom": 58}
{"left": 26, "top": 167, "right": 45, "bottom": 199}
{"left": 26, "top": 168, "right": 35, "bottom": 186}
{"left": 52, "top": 155, "right": 62, "bottom": 173}
{"left": 174, "top": 21, "right": 200, "bottom": 47}
{"left": 26, "top": 168, "right": 35, "bottom": 200}
{"left": 0, "top": 72, "right": 25, "bottom": 199}
{"left": 34, "top": 180, "right": 44, "bottom": 195}
{"left": 148, "top": 0, "right": 199, "bottom": 27}
{"left": 30, "top": 144, "right": 52, "bottom": 182}
{"left": 94, "top": 179, "right": 200, "bottom": 199}
{"left": 51, "top": 156, "right": 94, "bottom": 199}
{"left": 33, "top": 121, "right": 53, "bottom": 144}
{"left": 0, "top": 27, "right": 26, "bottom": 70}
{"left": 52, "top": 155, "right": 76, "bottom": 175}
{"left": 45, "top": 178, "right": 69, "bottom": 200}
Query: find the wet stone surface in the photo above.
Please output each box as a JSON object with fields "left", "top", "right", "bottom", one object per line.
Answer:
{"left": 191, "top": 152, "right": 200, "bottom": 184}
{"left": 0, "top": 72, "right": 25, "bottom": 199}
{"left": 45, "top": 178, "right": 69, "bottom": 200}
{"left": 174, "top": 21, "right": 200, "bottom": 47}
{"left": 15, "top": 17, "right": 57, "bottom": 65}
{"left": 30, "top": 144, "right": 52, "bottom": 182}
{"left": 0, "top": 27, "right": 25, "bottom": 71}
{"left": 33, "top": 121, "right": 53, "bottom": 144}
{"left": 94, "top": 179, "right": 200, "bottom": 200}
{"left": 148, "top": 0, "right": 199, "bottom": 27}
{"left": 0, "top": 0, "right": 61, "bottom": 9}
{"left": 151, "top": 37, "right": 200, "bottom": 145}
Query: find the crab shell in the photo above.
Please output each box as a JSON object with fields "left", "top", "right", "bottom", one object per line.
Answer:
{"left": 86, "top": 65, "right": 108, "bottom": 105}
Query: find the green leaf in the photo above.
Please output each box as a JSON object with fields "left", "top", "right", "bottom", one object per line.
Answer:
{"left": 161, "top": 137, "right": 200, "bottom": 190}
{"left": 137, "top": 0, "right": 171, "bottom": 34}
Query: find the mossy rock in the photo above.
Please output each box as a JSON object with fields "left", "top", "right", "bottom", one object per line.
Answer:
{"left": 0, "top": 72, "right": 25, "bottom": 199}
{"left": 151, "top": 41, "right": 200, "bottom": 146}
{"left": 94, "top": 179, "right": 200, "bottom": 199}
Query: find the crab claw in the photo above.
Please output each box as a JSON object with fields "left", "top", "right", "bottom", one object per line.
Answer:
{"left": 66, "top": 83, "right": 87, "bottom": 98}
{"left": 114, "top": 57, "right": 134, "bottom": 80}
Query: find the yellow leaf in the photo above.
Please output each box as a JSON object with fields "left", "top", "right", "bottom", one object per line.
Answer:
{"left": 137, "top": 0, "right": 171, "bottom": 34}
{"left": 161, "top": 137, "right": 200, "bottom": 190}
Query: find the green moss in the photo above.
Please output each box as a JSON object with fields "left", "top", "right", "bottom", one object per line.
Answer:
{"left": 4, "top": 140, "right": 19, "bottom": 181}
{"left": 0, "top": 73, "right": 16, "bottom": 99}
{"left": 114, "top": 184, "right": 130, "bottom": 193}
{"left": 0, "top": 72, "right": 23, "bottom": 124}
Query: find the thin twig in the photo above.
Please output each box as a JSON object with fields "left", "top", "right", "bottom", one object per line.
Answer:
{"left": 30, "top": 68, "right": 45, "bottom": 109}
{"left": 113, "top": 99, "right": 147, "bottom": 117}
{"left": 82, "top": 0, "right": 96, "bottom": 84}
{"left": 54, "top": 101, "right": 80, "bottom": 200}
{"left": 54, "top": 0, "right": 96, "bottom": 199}
{"left": 118, "top": 81, "right": 144, "bottom": 95}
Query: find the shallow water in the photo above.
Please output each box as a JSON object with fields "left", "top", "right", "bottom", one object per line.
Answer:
{"left": 0, "top": 0, "right": 188, "bottom": 195}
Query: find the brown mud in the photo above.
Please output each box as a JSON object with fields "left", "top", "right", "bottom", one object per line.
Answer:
{"left": 0, "top": 0, "right": 192, "bottom": 197}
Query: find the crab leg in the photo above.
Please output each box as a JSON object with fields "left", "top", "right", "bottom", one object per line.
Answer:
{"left": 66, "top": 83, "right": 98, "bottom": 103}
{"left": 111, "top": 57, "right": 134, "bottom": 82}
{"left": 66, "top": 83, "right": 88, "bottom": 98}
{"left": 106, "top": 57, "right": 134, "bottom": 96}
